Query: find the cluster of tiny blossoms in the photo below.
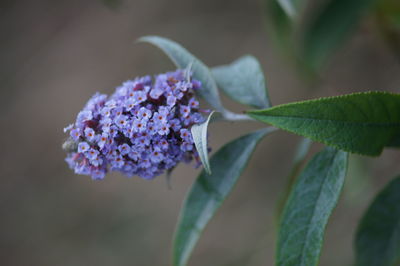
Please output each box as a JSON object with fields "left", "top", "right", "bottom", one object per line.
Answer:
{"left": 64, "top": 69, "right": 207, "bottom": 180}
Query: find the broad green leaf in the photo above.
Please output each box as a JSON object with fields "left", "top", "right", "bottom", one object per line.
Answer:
{"left": 301, "top": 0, "right": 377, "bottom": 70}
{"left": 248, "top": 92, "right": 400, "bottom": 156}
{"left": 139, "top": 36, "right": 224, "bottom": 112}
{"left": 212, "top": 55, "right": 271, "bottom": 109}
{"left": 355, "top": 176, "right": 400, "bottom": 266}
{"left": 277, "top": 147, "right": 348, "bottom": 266}
{"left": 191, "top": 111, "right": 222, "bottom": 175}
{"left": 173, "top": 128, "right": 275, "bottom": 266}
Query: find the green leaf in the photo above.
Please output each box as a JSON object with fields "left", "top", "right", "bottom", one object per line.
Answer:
{"left": 301, "top": 0, "right": 377, "bottom": 70}
{"left": 248, "top": 91, "right": 400, "bottom": 156}
{"left": 355, "top": 176, "right": 400, "bottom": 266}
{"left": 173, "top": 128, "right": 275, "bottom": 266}
{"left": 277, "top": 147, "right": 348, "bottom": 266}
{"left": 191, "top": 111, "right": 222, "bottom": 175}
{"left": 212, "top": 55, "right": 271, "bottom": 109}
{"left": 276, "top": 137, "right": 313, "bottom": 219}
{"left": 139, "top": 36, "right": 224, "bottom": 112}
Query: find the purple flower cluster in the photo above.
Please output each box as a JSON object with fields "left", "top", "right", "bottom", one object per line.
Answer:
{"left": 63, "top": 70, "right": 207, "bottom": 180}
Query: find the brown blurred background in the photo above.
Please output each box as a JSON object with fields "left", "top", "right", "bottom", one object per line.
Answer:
{"left": 1, "top": 0, "right": 400, "bottom": 265}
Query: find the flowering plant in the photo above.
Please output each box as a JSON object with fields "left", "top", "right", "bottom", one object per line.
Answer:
{"left": 63, "top": 36, "right": 400, "bottom": 266}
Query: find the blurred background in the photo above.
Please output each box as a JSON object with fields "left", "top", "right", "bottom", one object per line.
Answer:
{"left": 1, "top": 0, "right": 400, "bottom": 265}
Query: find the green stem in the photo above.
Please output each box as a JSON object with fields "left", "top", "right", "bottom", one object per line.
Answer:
{"left": 222, "top": 110, "right": 256, "bottom": 122}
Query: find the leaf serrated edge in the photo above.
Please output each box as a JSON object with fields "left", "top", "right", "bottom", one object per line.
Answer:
{"left": 248, "top": 91, "right": 400, "bottom": 114}
{"left": 247, "top": 91, "right": 400, "bottom": 156}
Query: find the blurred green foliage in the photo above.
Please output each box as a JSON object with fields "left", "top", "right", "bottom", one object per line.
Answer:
{"left": 266, "top": 0, "right": 400, "bottom": 76}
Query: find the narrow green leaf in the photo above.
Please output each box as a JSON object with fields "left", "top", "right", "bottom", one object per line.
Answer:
{"left": 139, "top": 36, "right": 224, "bottom": 112}
{"left": 248, "top": 91, "right": 400, "bottom": 156}
{"left": 191, "top": 111, "right": 222, "bottom": 175}
{"left": 277, "top": 147, "right": 348, "bottom": 266}
{"left": 173, "top": 128, "right": 275, "bottom": 266}
{"left": 355, "top": 176, "right": 400, "bottom": 266}
{"left": 301, "top": 0, "right": 377, "bottom": 70}
{"left": 276, "top": 138, "right": 313, "bottom": 219}
{"left": 212, "top": 55, "right": 271, "bottom": 109}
